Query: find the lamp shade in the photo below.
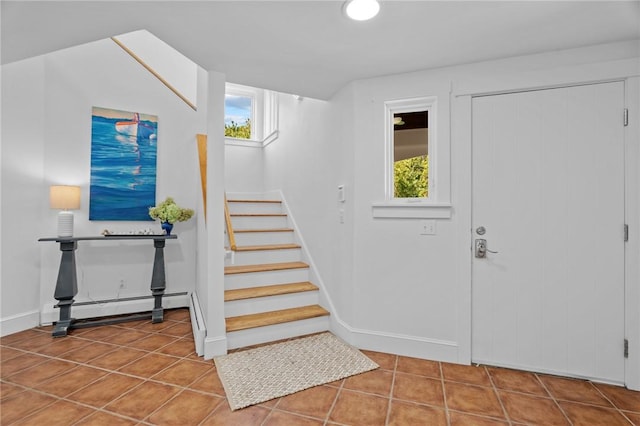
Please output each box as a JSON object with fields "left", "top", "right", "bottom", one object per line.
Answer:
{"left": 50, "top": 185, "right": 81, "bottom": 210}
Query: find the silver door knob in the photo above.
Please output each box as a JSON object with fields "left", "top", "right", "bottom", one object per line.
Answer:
{"left": 475, "top": 239, "right": 498, "bottom": 258}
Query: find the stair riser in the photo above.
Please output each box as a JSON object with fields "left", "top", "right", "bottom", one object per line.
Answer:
{"left": 230, "top": 216, "right": 289, "bottom": 229}
{"left": 225, "top": 291, "right": 319, "bottom": 317}
{"left": 224, "top": 269, "right": 310, "bottom": 290}
{"left": 228, "top": 202, "right": 283, "bottom": 215}
{"left": 233, "top": 232, "right": 295, "bottom": 246}
{"left": 226, "top": 316, "right": 330, "bottom": 350}
{"left": 225, "top": 249, "right": 301, "bottom": 266}
{"left": 227, "top": 192, "right": 281, "bottom": 201}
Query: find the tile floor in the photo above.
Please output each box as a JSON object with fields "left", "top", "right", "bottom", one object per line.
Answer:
{"left": 1, "top": 308, "right": 639, "bottom": 425}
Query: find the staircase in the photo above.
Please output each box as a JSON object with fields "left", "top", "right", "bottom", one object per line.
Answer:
{"left": 224, "top": 193, "right": 330, "bottom": 349}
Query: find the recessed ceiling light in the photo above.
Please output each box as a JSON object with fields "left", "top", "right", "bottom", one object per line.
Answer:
{"left": 344, "top": 0, "right": 380, "bottom": 21}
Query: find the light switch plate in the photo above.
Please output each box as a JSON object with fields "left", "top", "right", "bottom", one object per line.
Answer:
{"left": 420, "top": 220, "right": 436, "bottom": 235}
{"left": 338, "top": 185, "right": 345, "bottom": 202}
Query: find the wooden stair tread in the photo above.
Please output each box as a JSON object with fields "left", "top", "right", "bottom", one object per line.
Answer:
{"left": 234, "top": 243, "right": 301, "bottom": 252}
{"left": 224, "top": 261, "right": 309, "bottom": 275}
{"left": 226, "top": 305, "right": 329, "bottom": 332}
{"left": 230, "top": 213, "right": 287, "bottom": 217}
{"left": 234, "top": 228, "right": 294, "bottom": 233}
{"left": 227, "top": 199, "right": 282, "bottom": 204}
{"left": 225, "top": 282, "right": 318, "bottom": 302}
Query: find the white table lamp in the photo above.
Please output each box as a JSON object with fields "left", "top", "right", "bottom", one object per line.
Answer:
{"left": 50, "top": 185, "right": 81, "bottom": 237}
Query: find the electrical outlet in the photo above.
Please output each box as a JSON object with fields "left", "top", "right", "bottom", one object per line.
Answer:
{"left": 119, "top": 279, "right": 125, "bottom": 289}
{"left": 420, "top": 220, "right": 436, "bottom": 235}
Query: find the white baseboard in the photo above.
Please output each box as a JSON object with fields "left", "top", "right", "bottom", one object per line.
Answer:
{"left": 332, "top": 317, "right": 460, "bottom": 364}
{"left": 40, "top": 294, "right": 190, "bottom": 325}
{"left": 0, "top": 310, "right": 40, "bottom": 337}
{"left": 204, "top": 334, "right": 227, "bottom": 360}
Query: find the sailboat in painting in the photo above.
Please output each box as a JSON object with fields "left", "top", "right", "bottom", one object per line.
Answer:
{"left": 90, "top": 107, "right": 158, "bottom": 221}
{"left": 115, "top": 112, "right": 157, "bottom": 140}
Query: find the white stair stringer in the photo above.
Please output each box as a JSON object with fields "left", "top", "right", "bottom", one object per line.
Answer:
{"left": 276, "top": 190, "right": 346, "bottom": 341}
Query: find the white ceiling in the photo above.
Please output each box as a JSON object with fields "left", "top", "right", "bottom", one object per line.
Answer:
{"left": 2, "top": 1, "right": 639, "bottom": 99}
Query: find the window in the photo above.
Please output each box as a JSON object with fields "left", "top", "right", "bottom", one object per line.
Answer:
{"left": 384, "top": 97, "right": 436, "bottom": 201}
{"left": 224, "top": 93, "right": 253, "bottom": 139}
{"left": 393, "top": 110, "right": 428, "bottom": 198}
{"left": 224, "top": 83, "right": 278, "bottom": 146}
{"left": 373, "top": 96, "right": 450, "bottom": 219}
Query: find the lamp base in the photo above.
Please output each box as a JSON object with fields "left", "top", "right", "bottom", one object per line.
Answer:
{"left": 58, "top": 211, "right": 74, "bottom": 237}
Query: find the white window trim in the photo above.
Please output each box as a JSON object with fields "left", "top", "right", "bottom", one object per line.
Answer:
{"left": 224, "top": 83, "right": 279, "bottom": 147}
{"left": 374, "top": 96, "right": 451, "bottom": 219}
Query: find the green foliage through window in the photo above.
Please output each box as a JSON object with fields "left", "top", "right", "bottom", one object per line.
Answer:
{"left": 225, "top": 119, "right": 251, "bottom": 139}
{"left": 394, "top": 155, "right": 428, "bottom": 198}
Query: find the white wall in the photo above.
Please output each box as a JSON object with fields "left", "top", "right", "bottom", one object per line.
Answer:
{"left": 262, "top": 93, "right": 357, "bottom": 328}
{"left": 224, "top": 144, "right": 264, "bottom": 193}
{"left": 1, "top": 38, "right": 208, "bottom": 334}
{"left": 352, "top": 40, "right": 639, "bottom": 363}
{"left": 1, "top": 57, "right": 47, "bottom": 334}
{"left": 260, "top": 40, "right": 640, "bottom": 377}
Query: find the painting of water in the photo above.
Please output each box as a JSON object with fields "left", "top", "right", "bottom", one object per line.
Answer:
{"left": 89, "top": 107, "right": 158, "bottom": 221}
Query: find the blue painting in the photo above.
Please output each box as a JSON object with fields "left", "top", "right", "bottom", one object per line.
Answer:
{"left": 89, "top": 107, "right": 158, "bottom": 221}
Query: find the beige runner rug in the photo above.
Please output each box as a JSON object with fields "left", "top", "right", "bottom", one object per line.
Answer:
{"left": 214, "top": 332, "right": 379, "bottom": 410}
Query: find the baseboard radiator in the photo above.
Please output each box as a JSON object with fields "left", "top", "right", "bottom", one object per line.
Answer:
{"left": 189, "top": 291, "right": 206, "bottom": 356}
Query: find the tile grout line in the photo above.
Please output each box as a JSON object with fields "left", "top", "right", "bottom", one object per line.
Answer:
{"left": 259, "top": 393, "right": 280, "bottom": 426}
{"left": 0, "top": 383, "right": 60, "bottom": 426}
{"left": 439, "top": 361, "right": 451, "bottom": 426}
{"left": 589, "top": 381, "right": 636, "bottom": 423}
{"left": 1, "top": 311, "right": 196, "bottom": 422}
{"left": 5, "top": 311, "right": 640, "bottom": 425}
{"left": 2, "top": 377, "right": 143, "bottom": 426}
{"left": 485, "top": 365, "right": 513, "bottom": 425}
{"left": 3, "top": 360, "right": 157, "bottom": 424}
{"left": 383, "top": 354, "right": 399, "bottom": 425}
{"left": 68, "top": 400, "right": 144, "bottom": 426}
{"left": 2, "top": 339, "right": 216, "bottom": 425}
{"left": 141, "top": 386, "right": 192, "bottom": 424}
{"left": 107, "top": 348, "right": 211, "bottom": 423}
{"left": 2, "top": 339, "right": 191, "bottom": 385}
{"left": 321, "top": 377, "right": 345, "bottom": 425}
{"left": 535, "top": 373, "right": 574, "bottom": 425}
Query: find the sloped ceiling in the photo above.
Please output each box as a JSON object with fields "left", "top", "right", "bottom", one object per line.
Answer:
{"left": 2, "top": 1, "right": 639, "bottom": 99}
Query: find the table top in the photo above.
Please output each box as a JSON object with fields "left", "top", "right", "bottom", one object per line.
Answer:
{"left": 39, "top": 235, "right": 178, "bottom": 242}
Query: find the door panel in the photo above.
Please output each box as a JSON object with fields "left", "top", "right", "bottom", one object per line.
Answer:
{"left": 471, "top": 82, "right": 625, "bottom": 383}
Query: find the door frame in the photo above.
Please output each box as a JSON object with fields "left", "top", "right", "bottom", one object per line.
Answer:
{"left": 452, "top": 63, "right": 640, "bottom": 389}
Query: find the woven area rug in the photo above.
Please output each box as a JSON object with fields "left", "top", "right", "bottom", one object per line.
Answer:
{"left": 214, "top": 332, "right": 379, "bottom": 410}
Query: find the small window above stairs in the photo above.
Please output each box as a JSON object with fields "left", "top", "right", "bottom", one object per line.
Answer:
{"left": 224, "top": 194, "right": 330, "bottom": 349}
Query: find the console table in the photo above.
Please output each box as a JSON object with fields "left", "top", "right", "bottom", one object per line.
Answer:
{"left": 38, "top": 235, "right": 177, "bottom": 337}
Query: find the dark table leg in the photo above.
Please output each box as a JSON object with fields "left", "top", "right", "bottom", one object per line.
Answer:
{"left": 53, "top": 241, "right": 78, "bottom": 337}
{"left": 150, "top": 238, "right": 167, "bottom": 323}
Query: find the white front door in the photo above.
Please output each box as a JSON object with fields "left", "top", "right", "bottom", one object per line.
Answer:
{"left": 471, "top": 81, "right": 626, "bottom": 383}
